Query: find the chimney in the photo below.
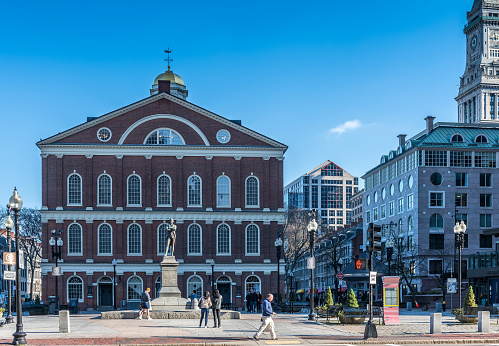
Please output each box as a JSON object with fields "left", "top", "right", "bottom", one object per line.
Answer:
{"left": 425, "top": 116, "right": 436, "bottom": 135}
{"left": 397, "top": 134, "right": 407, "bottom": 147}
{"left": 158, "top": 80, "right": 171, "bottom": 94}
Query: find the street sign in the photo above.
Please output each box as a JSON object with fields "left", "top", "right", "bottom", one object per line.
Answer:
{"left": 4, "top": 271, "right": 15, "bottom": 281}
{"left": 369, "top": 271, "right": 377, "bottom": 285}
{"left": 339, "top": 279, "right": 343, "bottom": 286}
{"left": 19, "top": 250, "right": 24, "bottom": 269}
{"left": 447, "top": 278, "right": 457, "bottom": 294}
{"left": 307, "top": 257, "right": 315, "bottom": 270}
{"left": 3, "top": 252, "right": 15, "bottom": 265}
{"left": 336, "top": 272, "right": 344, "bottom": 280}
{"left": 52, "top": 266, "right": 61, "bottom": 276}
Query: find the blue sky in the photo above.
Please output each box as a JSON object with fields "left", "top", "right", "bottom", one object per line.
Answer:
{"left": 0, "top": 0, "right": 472, "bottom": 208}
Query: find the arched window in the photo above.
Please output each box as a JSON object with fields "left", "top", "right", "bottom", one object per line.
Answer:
{"left": 97, "top": 174, "right": 112, "bottom": 206}
{"left": 155, "top": 276, "right": 161, "bottom": 298}
{"left": 157, "top": 174, "right": 172, "bottom": 206}
{"left": 187, "top": 275, "right": 203, "bottom": 298}
{"left": 187, "top": 175, "right": 202, "bottom": 206}
{"left": 217, "top": 224, "right": 231, "bottom": 255}
{"left": 430, "top": 214, "right": 444, "bottom": 229}
{"left": 216, "top": 175, "right": 231, "bottom": 207}
{"left": 157, "top": 223, "right": 170, "bottom": 255}
{"left": 127, "top": 276, "right": 143, "bottom": 301}
{"left": 68, "top": 173, "right": 82, "bottom": 205}
{"left": 450, "top": 134, "right": 464, "bottom": 143}
{"left": 67, "top": 276, "right": 83, "bottom": 302}
{"left": 145, "top": 128, "right": 185, "bottom": 145}
{"left": 475, "top": 134, "right": 489, "bottom": 143}
{"left": 245, "top": 275, "right": 261, "bottom": 298}
{"left": 245, "top": 176, "right": 259, "bottom": 207}
{"left": 68, "top": 223, "right": 82, "bottom": 255}
{"left": 98, "top": 223, "right": 112, "bottom": 255}
{"left": 127, "top": 174, "right": 142, "bottom": 206}
{"left": 246, "top": 224, "right": 260, "bottom": 255}
{"left": 408, "top": 216, "right": 414, "bottom": 232}
{"left": 398, "top": 219, "right": 404, "bottom": 234}
{"left": 188, "top": 223, "right": 202, "bottom": 255}
{"left": 127, "top": 223, "right": 142, "bottom": 255}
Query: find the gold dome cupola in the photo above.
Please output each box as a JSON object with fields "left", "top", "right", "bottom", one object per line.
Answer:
{"left": 150, "top": 49, "right": 188, "bottom": 100}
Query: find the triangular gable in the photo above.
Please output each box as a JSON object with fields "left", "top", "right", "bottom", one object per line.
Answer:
{"left": 306, "top": 160, "right": 346, "bottom": 175}
{"left": 37, "top": 92, "right": 287, "bottom": 150}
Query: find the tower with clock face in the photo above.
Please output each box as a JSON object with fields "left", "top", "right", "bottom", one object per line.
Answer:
{"left": 456, "top": 0, "right": 499, "bottom": 123}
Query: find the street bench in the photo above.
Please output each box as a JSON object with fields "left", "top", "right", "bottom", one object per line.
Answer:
{"left": 316, "top": 305, "right": 342, "bottom": 323}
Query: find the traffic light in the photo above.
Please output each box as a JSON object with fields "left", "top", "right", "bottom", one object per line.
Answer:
{"left": 354, "top": 257, "right": 368, "bottom": 270}
{"left": 367, "top": 223, "right": 382, "bottom": 253}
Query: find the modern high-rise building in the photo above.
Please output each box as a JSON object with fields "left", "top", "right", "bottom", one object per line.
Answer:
{"left": 457, "top": 0, "right": 499, "bottom": 123}
{"left": 284, "top": 161, "right": 359, "bottom": 230}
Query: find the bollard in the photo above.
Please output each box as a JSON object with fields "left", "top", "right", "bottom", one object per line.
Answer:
{"left": 435, "top": 303, "right": 442, "bottom": 312}
{"left": 478, "top": 311, "right": 490, "bottom": 333}
{"left": 192, "top": 298, "right": 200, "bottom": 311}
{"left": 407, "top": 302, "right": 412, "bottom": 311}
{"left": 430, "top": 313, "right": 441, "bottom": 334}
{"left": 59, "top": 310, "right": 70, "bottom": 333}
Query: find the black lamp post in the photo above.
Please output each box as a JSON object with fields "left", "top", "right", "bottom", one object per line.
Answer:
{"left": 112, "top": 259, "right": 117, "bottom": 310}
{"left": 454, "top": 221, "right": 467, "bottom": 310}
{"left": 4, "top": 210, "right": 14, "bottom": 324}
{"left": 307, "top": 209, "right": 318, "bottom": 321}
{"left": 49, "top": 229, "right": 63, "bottom": 312}
{"left": 274, "top": 236, "right": 283, "bottom": 304}
{"left": 9, "top": 188, "right": 26, "bottom": 345}
{"left": 386, "top": 240, "right": 394, "bottom": 276}
{"left": 210, "top": 259, "right": 215, "bottom": 293}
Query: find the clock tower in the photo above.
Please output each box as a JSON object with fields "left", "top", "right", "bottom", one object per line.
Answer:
{"left": 457, "top": 0, "right": 499, "bottom": 123}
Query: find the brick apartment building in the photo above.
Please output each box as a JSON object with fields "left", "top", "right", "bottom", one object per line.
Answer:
{"left": 37, "top": 66, "right": 287, "bottom": 310}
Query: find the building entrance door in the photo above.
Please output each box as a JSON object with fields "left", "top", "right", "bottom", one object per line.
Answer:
{"left": 491, "top": 279, "right": 499, "bottom": 305}
{"left": 99, "top": 283, "right": 113, "bottom": 307}
{"left": 218, "top": 283, "right": 231, "bottom": 305}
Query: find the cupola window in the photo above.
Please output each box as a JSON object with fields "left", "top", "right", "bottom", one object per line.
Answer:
{"left": 450, "top": 134, "right": 464, "bottom": 143}
{"left": 475, "top": 134, "right": 489, "bottom": 143}
{"left": 145, "top": 129, "right": 185, "bottom": 145}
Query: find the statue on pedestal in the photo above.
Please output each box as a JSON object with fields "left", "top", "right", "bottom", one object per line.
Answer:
{"left": 164, "top": 218, "right": 177, "bottom": 258}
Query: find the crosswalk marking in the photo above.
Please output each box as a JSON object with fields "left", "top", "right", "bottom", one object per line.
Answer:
{"left": 264, "top": 341, "right": 301, "bottom": 345}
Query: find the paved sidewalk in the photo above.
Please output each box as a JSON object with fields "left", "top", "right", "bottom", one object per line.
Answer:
{"left": 0, "top": 312, "right": 497, "bottom": 345}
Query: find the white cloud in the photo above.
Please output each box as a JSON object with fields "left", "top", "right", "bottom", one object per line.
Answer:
{"left": 327, "top": 119, "right": 362, "bottom": 135}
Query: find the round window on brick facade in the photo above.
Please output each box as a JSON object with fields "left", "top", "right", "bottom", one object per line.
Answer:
{"left": 217, "top": 129, "right": 231, "bottom": 144}
{"left": 97, "top": 128, "right": 112, "bottom": 142}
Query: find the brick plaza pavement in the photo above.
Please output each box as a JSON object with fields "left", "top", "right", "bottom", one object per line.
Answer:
{"left": 0, "top": 312, "right": 498, "bottom": 345}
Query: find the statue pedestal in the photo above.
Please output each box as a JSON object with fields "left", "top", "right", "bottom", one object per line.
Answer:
{"left": 150, "top": 256, "right": 189, "bottom": 310}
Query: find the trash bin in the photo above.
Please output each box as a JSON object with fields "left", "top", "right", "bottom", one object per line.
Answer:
{"left": 49, "top": 296, "right": 57, "bottom": 314}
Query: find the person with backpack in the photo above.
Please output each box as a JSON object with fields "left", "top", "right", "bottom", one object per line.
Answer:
{"left": 211, "top": 289, "right": 223, "bottom": 328}
{"left": 139, "top": 288, "right": 152, "bottom": 320}
{"left": 198, "top": 291, "right": 212, "bottom": 328}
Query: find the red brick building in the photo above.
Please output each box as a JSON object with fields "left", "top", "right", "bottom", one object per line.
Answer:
{"left": 38, "top": 68, "right": 287, "bottom": 311}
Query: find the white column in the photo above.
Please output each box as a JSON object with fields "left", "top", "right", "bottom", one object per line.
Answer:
{"left": 485, "top": 93, "right": 490, "bottom": 120}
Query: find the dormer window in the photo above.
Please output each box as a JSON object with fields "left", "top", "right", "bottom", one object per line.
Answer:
{"left": 406, "top": 141, "right": 412, "bottom": 149}
{"left": 381, "top": 156, "right": 386, "bottom": 164}
{"left": 450, "top": 134, "right": 464, "bottom": 143}
{"left": 397, "top": 146, "right": 404, "bottom": 155}
{"left": 389, "top": 152, "right": 394, "bottom": 160}
{"left": 145, "top": 129, "right": 185, "bottom": 145}
{"left": 475, "top": 134, "right": 489, "bottom": 143}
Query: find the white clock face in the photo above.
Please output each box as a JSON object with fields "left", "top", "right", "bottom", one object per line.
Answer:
{"left": 217, "top": 129, "right": 231, "bottom": 144}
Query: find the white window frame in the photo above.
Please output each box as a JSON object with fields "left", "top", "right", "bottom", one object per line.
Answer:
{"left": 67, "top": 222, "right": 83, "bottom": 256}
{"left": 187, "top": 223, "right": 202, "bottom": 256}
{"left": 429, "top": 213, "right": 444, "bottom": 232}
{"left": 127, "top": 275, "right": 143, "bottom": 301}
{"left": 97, "top": 173, "right": 113, "bottom": 206}
{"left": 398, "top": 198, "right": 404, "bottom": 213}
{"left": 67, "top": 173, "right": 83, "bottom": 206}
{"left": 216, "top": 175, "right": 231, "bottom": 208}
{"left": 380, "top": 204, "right": 386, "bottom": 219}
{"left": 245, "top": 223, "right": 260, "bottom": 256}
{"left": 144, "top": 128, "right": 186, "bottom": 145}
{"left": 187, "top": 275, "right": 203, "bottom": 298}
{"left": 245, "top": 275, "right": 261, "bottom": 298}
{"left": 407, "top": 194, "right": 414, "bottom": 210}
{"left": 157, "top": 174, "right": 172, "bottom": 207}
{"left": 245, "top": 175, "right": 260, "bottom": 208}
{"left": 127, "top": 174, "right": 142, "bottom": 207}
{"left": 67, "top": 275, "right": 84, "bottom": 303}
{"left": 97, "top": 222, "right": 113, "bottom": 256}
{"left": 187, "top": 174, "right": 202, "bottom": 207}
{"left": 429, "top": 191, "right": 445, "bottom": 208}
{"left": 127, "top": 223, "right": 142, "bottom": 256}
{"left": 373, "top": 207, "right": 378, "bottom": 222}
{"left": 216, "top": 223, "right": 231, "bottom": 255}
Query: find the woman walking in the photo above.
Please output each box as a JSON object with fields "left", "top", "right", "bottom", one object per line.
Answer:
{"left": 198, "top": 291, "right": 212, "bottom": 328}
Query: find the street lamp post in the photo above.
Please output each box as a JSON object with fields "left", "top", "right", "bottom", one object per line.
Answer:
{"left": 274, "top": 236, "right": 283, "bottom": 304}
{"left": 49, "top": 229, "right": 63, "bottom": 312}
{"left": 9, "top": 188, "right": 26, "bottom": 345}
{"left": 112, "top": 259, "right": 117, "bottom": 310}
{"left": 4, "top": 210, "right": 14, "bottom": 324}
{"left": 454, "top": 221, "right": 467, "bottom": 310}
{"left": 307, "top": 210, "right": 318, "bottom": 321}
{"left": 386, "top": 240, "right": 394, "bottom": 276}
{"left": 210, "top": 259, "right": 215, "bottom": 294}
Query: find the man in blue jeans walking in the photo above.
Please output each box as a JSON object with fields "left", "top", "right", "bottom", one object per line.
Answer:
{"left": 253, "top": 293, "right": 277, "bottom": 341}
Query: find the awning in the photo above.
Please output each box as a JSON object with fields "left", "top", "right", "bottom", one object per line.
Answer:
{"left": 296, "top": 289, "right": 305, "bottom": 294}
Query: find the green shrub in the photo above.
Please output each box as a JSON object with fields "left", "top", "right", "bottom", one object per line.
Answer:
{"left": 323, "top": 287, "right": 334, "bottom": 307}
{"left": 35, "top": 295, "right": 40, "bottom": 305}
{"left": 345, "top": 289, "right": 359, "bottom": 308}
{"left": 464, "top": 286, "right": 477, "bottom": 308}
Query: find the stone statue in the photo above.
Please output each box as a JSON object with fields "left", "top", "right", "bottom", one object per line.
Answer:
{"left": 164, "top": 218, "right": 177, "bottom": 258}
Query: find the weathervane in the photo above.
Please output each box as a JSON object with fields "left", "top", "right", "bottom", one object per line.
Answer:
{"left": 164, "top": 48, "right": 173, "bottom": 71}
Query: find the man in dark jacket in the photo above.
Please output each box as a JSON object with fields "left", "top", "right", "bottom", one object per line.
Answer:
{"left": 253, "top": 293, "right": 277, "bottom": 341}
{"left": 245, "top": 292, "right": 252, "bottom": 312}
{"left": 211, "top": 289, "right": 223, "bottom": 328}
{"left": 249, "top": 289, "right": 258, "bottom": 313}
